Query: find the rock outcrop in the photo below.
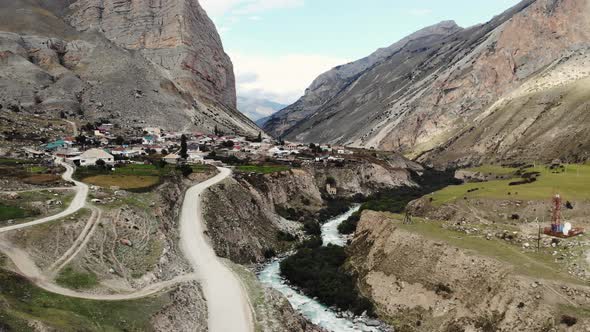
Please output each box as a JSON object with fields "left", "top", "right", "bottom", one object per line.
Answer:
{"left": 0, "top": 0, "right": 259, "bottom": 137}
{"left": 202, "top": 160, "right": 419, "bottom": 263}
{"left": 347, "top": 211, "right": 590, "bottom": 331}
{"left": 265, "top": 0, "right": 590, "bottom": 166}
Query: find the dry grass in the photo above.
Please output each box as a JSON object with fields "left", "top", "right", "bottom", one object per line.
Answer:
{"left": 22, "top": 174, "right": 61, "bottom": 185}
{"left": 83, "top": 175, "right": 160, "bottom": 190}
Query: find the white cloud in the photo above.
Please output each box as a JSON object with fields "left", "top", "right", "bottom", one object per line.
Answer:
{"left": 200, "top": 0, "right": 303, "bottom": 17}
{"left": 408, "top": 8, "right": 433, "bottom": 16}
{"left": 231, "top": 52, "right": 349, "bottom": 104}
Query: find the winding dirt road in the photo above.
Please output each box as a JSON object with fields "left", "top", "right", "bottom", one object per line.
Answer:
{"left": 179, "top": 167, "right": 254, "bottom": 332}
{"left": 0, "top": 161, "right": 253, "bottom": 326}
{"left": 0, "top": 160, "right": 88, "bottom": 234}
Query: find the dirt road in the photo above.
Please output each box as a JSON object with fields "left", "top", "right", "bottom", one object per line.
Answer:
{"left": 179, "top": 167, "right": 254, "bottom": 332}
{"left": 0, "top": 160, "right": 88, "bottom": 234}
{"left": 0, "top": 240, "right": 196, "bottom": 300}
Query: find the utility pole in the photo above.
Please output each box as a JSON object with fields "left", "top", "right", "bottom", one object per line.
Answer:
{"left": 536, "top": 218, "right": 541, "bottom": 252}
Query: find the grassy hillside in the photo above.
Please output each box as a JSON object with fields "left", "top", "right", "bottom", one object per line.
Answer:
{"left": 429, "top": 164, "right": 590, "bottom": 206}
{"left": 0, "top": 269, "right": 169, "bottom": 331}
{"left": 383, "top": 213, "right": 584, "bottom": 284}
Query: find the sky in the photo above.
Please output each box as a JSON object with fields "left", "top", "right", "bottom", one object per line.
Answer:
{"left": 200, "top": 0, "right": 521, "bottom": 105}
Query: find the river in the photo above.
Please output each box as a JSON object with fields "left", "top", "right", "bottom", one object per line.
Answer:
{"left": 258, "top": 205, "right": 386, "bottom": 332}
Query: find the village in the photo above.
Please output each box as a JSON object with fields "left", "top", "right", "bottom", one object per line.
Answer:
{"left": 20, "top": 123, "right": 358, "bottom": 170}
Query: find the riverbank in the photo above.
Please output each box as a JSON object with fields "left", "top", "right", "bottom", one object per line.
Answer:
{"left": 258, "top": 206, "right": 390, "bottom": 332}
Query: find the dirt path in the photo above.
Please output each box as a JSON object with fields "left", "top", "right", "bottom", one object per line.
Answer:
{"left": 0, "top": 161, "right": 88, "bottom": 234}
{"left": 64, "top": 120, "right": 78, "bottom": 137}
{"left": 47, "top": 206, "right": 102, "bottom": 277}
{"left": 179, "top": 167, "right": 254, "bottom": 332}
{"left": 0, "top": 240, "right": 196, "bottom": 300}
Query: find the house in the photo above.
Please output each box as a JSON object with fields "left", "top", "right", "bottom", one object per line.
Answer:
{"left": 326, "top": 184, "right": 337, "bottom": 196}
{"left": 23, "top": 148, "right": 45, "bottom": 159}
{"left": 144, "top": 127, "right": 162, "bottom": 136}
{"left": 55, "top": 148, "right": 81, "bottom": 158}
{"left": 79, "top": 149, "right": 114, "bottom": 167}
{"left": 187, "top": 152, "right": 205, "bottom": 164}
{"left": 163, "top": 153, "right": 181, "bottom": 164}
{"left": 44, "top": 139, "right": 70, "bottom": 151}
{"left": 142, "top": 135, "right": 158, "bottom": 145}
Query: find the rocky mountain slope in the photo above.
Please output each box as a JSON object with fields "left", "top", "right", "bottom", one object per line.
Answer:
{"left": 265, "top": 0, "right": 590, "bottom": 166}
{"left": 0, "top": 0, "right": 259, "bottom": 136}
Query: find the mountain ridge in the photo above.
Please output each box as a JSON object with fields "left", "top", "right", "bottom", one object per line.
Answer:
{"left": 0, "top": 0, "right": 260, "bottom": 137}
{"left": 264, "top": 0, "right": 590, "bottom": 166}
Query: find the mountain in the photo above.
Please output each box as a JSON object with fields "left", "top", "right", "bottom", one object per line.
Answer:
{"left": 0, "top": 0, "right": 260, "bottom": 137}
{"left": 264, "top": 0, "right": 590, "bottom": 167}
{"left": 263, "top": 20, "right": 462, "bottom": 138}
{"left": 236, "top": 96, "right": 286, "bottom": 125}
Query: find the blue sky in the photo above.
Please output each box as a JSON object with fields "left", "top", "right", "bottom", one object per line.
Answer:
{"left": 200, "top": 0, "right": 520, "bottom": 104}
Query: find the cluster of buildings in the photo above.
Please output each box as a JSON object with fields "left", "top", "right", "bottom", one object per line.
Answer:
{"left": 27, "top": 124, "right": 356, "bottom": 167}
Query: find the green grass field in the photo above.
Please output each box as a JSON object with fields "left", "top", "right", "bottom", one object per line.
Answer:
{"left": 384, "top": 213, "right": 582, "bottom": 284}
{"left": 76, "top": 164, "right": 213, "bottom": 190}
{"left": 55, "top": 267, "right": 99, "bottom": 290}
{"left": 0, "top": 204, "right": 29, "bottom": 221}
{"left": 429, "top": 164, "right": 590, "bottom": 205}
{"left": 236, "top": 165, "right": 290, "bottom": 174}
{"left": 465, "top": 165, "right": 519, "bottom": 175}
{"left": 0, "top": 268, "right": 170, "bottom": 331}
{"left": 83, "top": 175, "right": 160, "bottom": 190}
{"left": 0, "top": 158, "right": 24, "bottom": 165}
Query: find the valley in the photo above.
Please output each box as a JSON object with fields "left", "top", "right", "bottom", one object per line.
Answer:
{"left": 1, "top": 0, "right": 590, "bottom": 331}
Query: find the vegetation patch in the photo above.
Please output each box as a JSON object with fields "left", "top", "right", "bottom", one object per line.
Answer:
{"left": 363, "top": 168, "right": 459, "bottom": 213}
{"left": 280, "top": 244, "right": 373, "bottom": 315}
{"left": 0, "top": 203, "right": 31, "bottom": 221}
{"left": 83, "top": 175, "right": 160, "bottom": 190}
{"left": 429, "top": 164, "right": 590, "bottom": 205}
{"left": 236, "top": 165, "right": 291, "bottom": 174}
{"left": 55, "top": 267, "right": 99, "bottom": 290}
{"left": 338, "top": 212, "right": 361, "bottom": 235}
{"left": 466, "top": 165, "right": 518, "bottom": 176}
{"left": 0, "top": 268, "right": 170, "bottom": 331}
{"left": 22, "top": 173, "right": 61, "bottom": 185}
{"left": 391, "top": 214, "right": 581, "bottom": 283}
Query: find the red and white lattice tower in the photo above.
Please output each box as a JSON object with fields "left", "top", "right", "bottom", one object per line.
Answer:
{"left": 552, "top": 194, "right": 562, "bottom": 227}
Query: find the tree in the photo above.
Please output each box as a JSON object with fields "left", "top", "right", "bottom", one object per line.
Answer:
{"left": 95, "top": 159, "right": 106, "bottom": 168}
{"left": 256, "top": 131, "right": 262, "bottom": 142}
{"left": 115, "top": 136, "right": 125, "bottom": 146}
{"left": 76, "top": 134, "right": 87, "bottom": 146}
{"left": 221, "top": 140, "right": 234, "bottom": 148}
{"left": 59, "top": 111, "right": 66, "bottom": 119}
{"left": 180, "top": 134, "right": 188, "bottom": 159}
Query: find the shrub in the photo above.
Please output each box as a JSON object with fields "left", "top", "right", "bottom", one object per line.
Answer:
{"left": 338, "top": 213, "right": 361, "bottom": 235}
{"left": 280, "top": 245, "right": 374, "bottom": 315}
{"left": 297, "top": 236, "right": 323, "bottom": 249}
{"left": 318, "top": 199, "right": 350, "bottom": 222}
{"left": 263, "top": 248, "right": 276, "bottom": 259}
{"left": 277, "top": 231, "right": 297, "bottom": 242}
{"left": 561, "top": 315, "right": 577, "bottom": 327}
{"left": 303, "top": 220, "right": 321, "bottom": 236}
{"left": 326, "top": 176, "right": 337, "bottom": 186}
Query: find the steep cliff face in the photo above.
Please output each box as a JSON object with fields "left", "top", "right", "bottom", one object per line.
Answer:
{"left": 66, "top": 0, "right": 236, "bottom": 110}
{"left": 347, "top": 211, "right": 590, "bottom": 331}
{"left": 0, "top": 0, "right": 259, "bottom": 136}
{"left": 268, "top": 0, "right": 590, "bottom": 165}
